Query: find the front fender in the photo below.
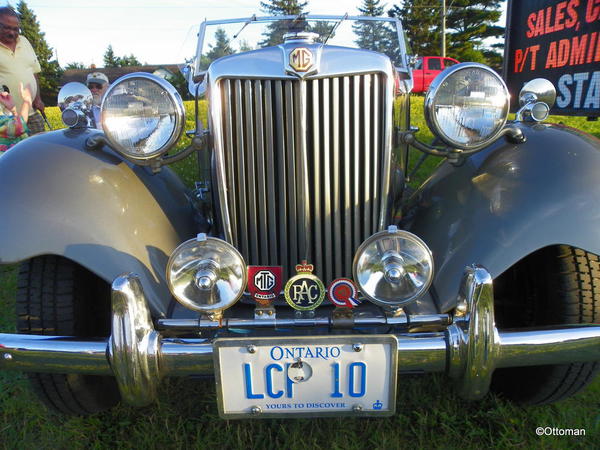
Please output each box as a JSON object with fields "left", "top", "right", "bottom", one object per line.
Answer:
{"left": 403, "top": 122, "right": 600, "bottom": 312}
{"left": 0, "top": 129, "right": 196, "bottom": 317}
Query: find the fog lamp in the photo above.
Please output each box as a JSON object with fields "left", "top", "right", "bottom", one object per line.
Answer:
{"left": 353, "top": 226, "right": 433, "bottom": 308}
{"left": 166, "top": 234, "right": 247, "bottom": 313}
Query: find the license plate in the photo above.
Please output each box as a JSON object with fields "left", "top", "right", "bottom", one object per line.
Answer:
{"left": 213, "top": 335, "right": 398, "bottom": 418}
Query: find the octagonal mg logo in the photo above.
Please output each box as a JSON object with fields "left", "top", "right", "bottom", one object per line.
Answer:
{"left": 254, "top": 270, "right": 275, "bottom": 291}
{"left": 289, "top": 47, "right": 313, "bottom": 72}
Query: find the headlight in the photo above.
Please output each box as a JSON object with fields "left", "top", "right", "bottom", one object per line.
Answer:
{"left": 353, "top": 226, "right": 433, "bottom": 309}
{"left": 166, "top": 234, "right": 247, "bottom": 314}
{"left": 102, "top": 72, "right": 185, "bottom": 160}
{"left": 425, "top": 63, "right": 509, "bottom": 150}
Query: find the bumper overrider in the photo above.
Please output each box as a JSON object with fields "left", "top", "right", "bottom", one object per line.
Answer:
{"left": 1, "top": 266, "right": 599, "bottom": 407}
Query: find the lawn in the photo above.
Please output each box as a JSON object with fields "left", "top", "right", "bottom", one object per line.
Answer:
{"left": 0, "top": 99, "right": 599, "bottom": 449}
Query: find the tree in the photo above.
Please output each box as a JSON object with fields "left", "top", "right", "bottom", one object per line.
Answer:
{"left": 445, "top": 0, "right": 505, "bottom": 66}
{"left": 64, "top": 62, "right": 86, "bottom": 70}
{"left": 103, "top": 45, "right": 142, "bottom": 67}
{"left": 103, "top": 45, "right": 120, "bottom": 67}
{"left": 259, "top": 0, "right": 308, "bottom": 47}
{"left": 205, "top": 28, "right": 234, "bottom": 63}
{"left": 17, "top": 1, "right": 62, "bottom": 106}
{"left": 119, "top": 54, "right": 142, "bottom": 67}
{"left": 388, "top": 0, "right": 505, "bottom": 67}
{"left": 388, "top": 0, "right": 440, "bottom": 56}
{"left": 354, "top": 0, "right": 399, "bottom": 64}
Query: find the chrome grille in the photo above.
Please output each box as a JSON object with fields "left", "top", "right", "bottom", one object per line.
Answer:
{"left": 218, "top": 74, "right": 389, "bottom": 283}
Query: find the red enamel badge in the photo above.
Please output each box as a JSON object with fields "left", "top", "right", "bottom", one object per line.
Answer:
{"left": 248, "top": 266, "right": 283, "bottom": 306}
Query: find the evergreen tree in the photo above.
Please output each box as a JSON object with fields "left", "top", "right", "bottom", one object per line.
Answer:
{"left": 388, "top": 0, "right": 440, "bottom": 56}
{"left": 103, "top": 45, "right": 120, "bottom": 67}
{"left": 64, "top": 62, "right": 86, "bottom": 70}
{"left": 259, "top": 0, "right": 308, "bottom": 47}
{"left": 205, "top": 28, "right": 234, "bottom": 63}
{"left": 17, "top": 1, "right": 62, "bottom": 106}
{"left": 388, "top": 0, "right": 505, "bottom": 66}
{"left": 119, "top": 54, "right": 142, "bottom": 67}
{"left": 354, "top": 0, "right": 399, "bottom": 64}
{"left": 445, "top": 0, "right": 504, "bottom": 65}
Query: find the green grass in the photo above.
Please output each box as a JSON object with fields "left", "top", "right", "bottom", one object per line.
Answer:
{"left": 1, "top": 102, "right": 599, "bottom": 449}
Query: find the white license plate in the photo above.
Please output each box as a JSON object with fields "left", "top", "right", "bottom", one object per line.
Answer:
{"left": 213, "top": 335, "right": 398, "bottom": 418}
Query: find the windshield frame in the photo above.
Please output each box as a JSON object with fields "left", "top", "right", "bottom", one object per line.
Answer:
{"left": 194, "top": 15, "right": 410, "bottom": 74}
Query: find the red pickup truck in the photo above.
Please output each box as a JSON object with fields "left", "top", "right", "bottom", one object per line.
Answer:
{"left": 412, "top": 56, "right": 460, "bottom": 93}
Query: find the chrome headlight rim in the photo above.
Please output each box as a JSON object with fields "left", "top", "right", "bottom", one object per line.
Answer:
{"left": 425, "top": 62, "right": 509, "bottom": 151}
{"left": 101, "top": 72, "right": 185, "bottom": 161}
{"left": 352, "top": 227, "right": 434, "bottom": 308}
{"left": 166, "top": 235, "right": 248, "bottom": 314}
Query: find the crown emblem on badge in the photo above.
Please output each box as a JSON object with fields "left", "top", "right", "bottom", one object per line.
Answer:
{"left": 289, "top": 47, "right": 313, "bottom": 72}
{"left": 295, "top": 260, "right": 314, "bottom": 274}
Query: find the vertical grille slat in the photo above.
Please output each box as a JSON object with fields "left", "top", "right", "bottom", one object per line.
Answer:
{"left": 219, "top": 74, "right": 388, "bottom": 286}
{"left": 254, "top": 80, "right": 269, "bottom": 263}
{"left": 243, "top": 80, "right": 259, "bottom": 263}
{"left": 322, "top": 78, "right": 333, "bottom": 285}
{"left": 264, "top": 81, "right": 278, "bottom": 264}
{"left": 342, "top": 76, "right": 352, "bottom": 278}
{"left": 223, "top": 80, "right": 237, "bottom": 248}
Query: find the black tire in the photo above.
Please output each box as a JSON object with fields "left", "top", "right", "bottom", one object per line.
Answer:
{"left": 16, "top": 255, "right": 120, "bottom": 415}
{"left": 491, "top": 245, "right": 600, "bottom": 405}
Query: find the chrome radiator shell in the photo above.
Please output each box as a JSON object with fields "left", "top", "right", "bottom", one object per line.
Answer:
{"left": 207, "top": 45, "right": 395, "bottom": 283}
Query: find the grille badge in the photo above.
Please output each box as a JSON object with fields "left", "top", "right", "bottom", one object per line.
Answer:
{"left": 328, "top": 278, "right": 361, "bottom": 308}
{"left": 284, "top": 260, "right": 325, "bottom": 310}
{"left": 248, "top": 266, "right": 282, "bottom": 306}
{"left": 289, "top": 47, "right": 314, "bottom": 72}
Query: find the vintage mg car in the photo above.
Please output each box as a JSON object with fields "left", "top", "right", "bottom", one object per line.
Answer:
{"left": 0, "top": 15, "right": 599, "bottom": 417}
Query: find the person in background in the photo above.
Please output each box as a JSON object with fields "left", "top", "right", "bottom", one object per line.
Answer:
{"left": 0, "top": 82, "right": 32, "bottom": 154}
{"left": 0, "top": 7, "right": 45, "bottom": 135}
{"left": 86, "top": 71, "right": 109, "bottom": 129}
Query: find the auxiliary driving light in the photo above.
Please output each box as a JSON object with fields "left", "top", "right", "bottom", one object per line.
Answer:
{"left": 166, "top": 234, "right": 247, "bottom": 314}
{"left": 353, "top": 226, "right": 434, "bottom": 308}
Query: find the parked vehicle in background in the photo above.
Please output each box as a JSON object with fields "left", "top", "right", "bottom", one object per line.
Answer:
{"left": 0, "top": 15, "right": 598, "bottom": 419}
{"left": 412, "top": 56, "right": 459, "bottom": 93}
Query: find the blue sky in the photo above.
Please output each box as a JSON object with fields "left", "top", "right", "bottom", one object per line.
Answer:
{"left": 7, "top": 1, "right": 506, "bottom": 68}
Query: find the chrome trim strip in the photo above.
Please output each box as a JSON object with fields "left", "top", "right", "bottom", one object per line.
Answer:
{"left": 234, "top": 80, "right": 249, "bottom": 257}
{"left": 296, "top": 80, "right": 310, "bottom": 262}
{"left": 254, "top": 80, "right": 268, "bottom": 261}
{"left": 363, "top": 74, "right": 372, "bottom": 240}
{"left": 285, "top": 81, "right": 298, "bottom": 267}
{"left": 379, "top": 72, "right": 394, "bottom": 230}
{"left": 353, "top": 75, "right": 361, "bottom": 254}
{"left": 274, "top": 81, "right": 288, "bottom": 272}
{"left": 311, "top": 78, "right": 323, "bottom": 276}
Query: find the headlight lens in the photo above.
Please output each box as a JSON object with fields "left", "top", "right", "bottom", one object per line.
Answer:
{"left": 102, "top": 73, "right": 184, "bottom": 160}
{"left": 425, "top": 63, "right": 509, "bottom": 150}
{"left": 353, "top": 226, "right": 433, "bottom": 308}
{"left": 166, "top": 234, "right": 247, "bottom": 314}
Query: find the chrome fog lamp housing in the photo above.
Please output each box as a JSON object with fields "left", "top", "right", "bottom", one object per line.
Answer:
{"left": 425, "top": 63, "right": 509, "bottom": 150}
{"left": 166, "top": 234, "right": 247, "bottom": 314}
{"left": 101, "top": 72, "right": 185, "bottom": 160}
{"left": 353, "top": 226, "right": 434, "bottom": 309}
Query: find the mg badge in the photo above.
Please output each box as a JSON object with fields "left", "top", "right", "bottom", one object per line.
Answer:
{"left": 284, "top": 260, "right": 325, "bottom": 310}
{"left": 328, "top": 278, "right": 361, "bottom": 308}
{"left": 289, "top": 47, "right": 313, "bottom": 72}
{"left": 248, "top": 266, "right": 282, "bottom": 306}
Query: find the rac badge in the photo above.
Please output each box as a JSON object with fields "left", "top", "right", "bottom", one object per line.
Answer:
{"left": 328, "top": 278, "right": 361, "bottom": 308}
{"left": 248, "top": 266, "right": 282, "bottom": 306}
{"left": 289, "top": 47, "right": 313, "bottom": 72}
{"left": 284, "top": 260, "right": 325, "bottom": 310}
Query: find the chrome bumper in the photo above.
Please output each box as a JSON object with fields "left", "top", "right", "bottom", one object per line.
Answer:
{"left": 1, "top": 266, "right": 599, "bottom": 407}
